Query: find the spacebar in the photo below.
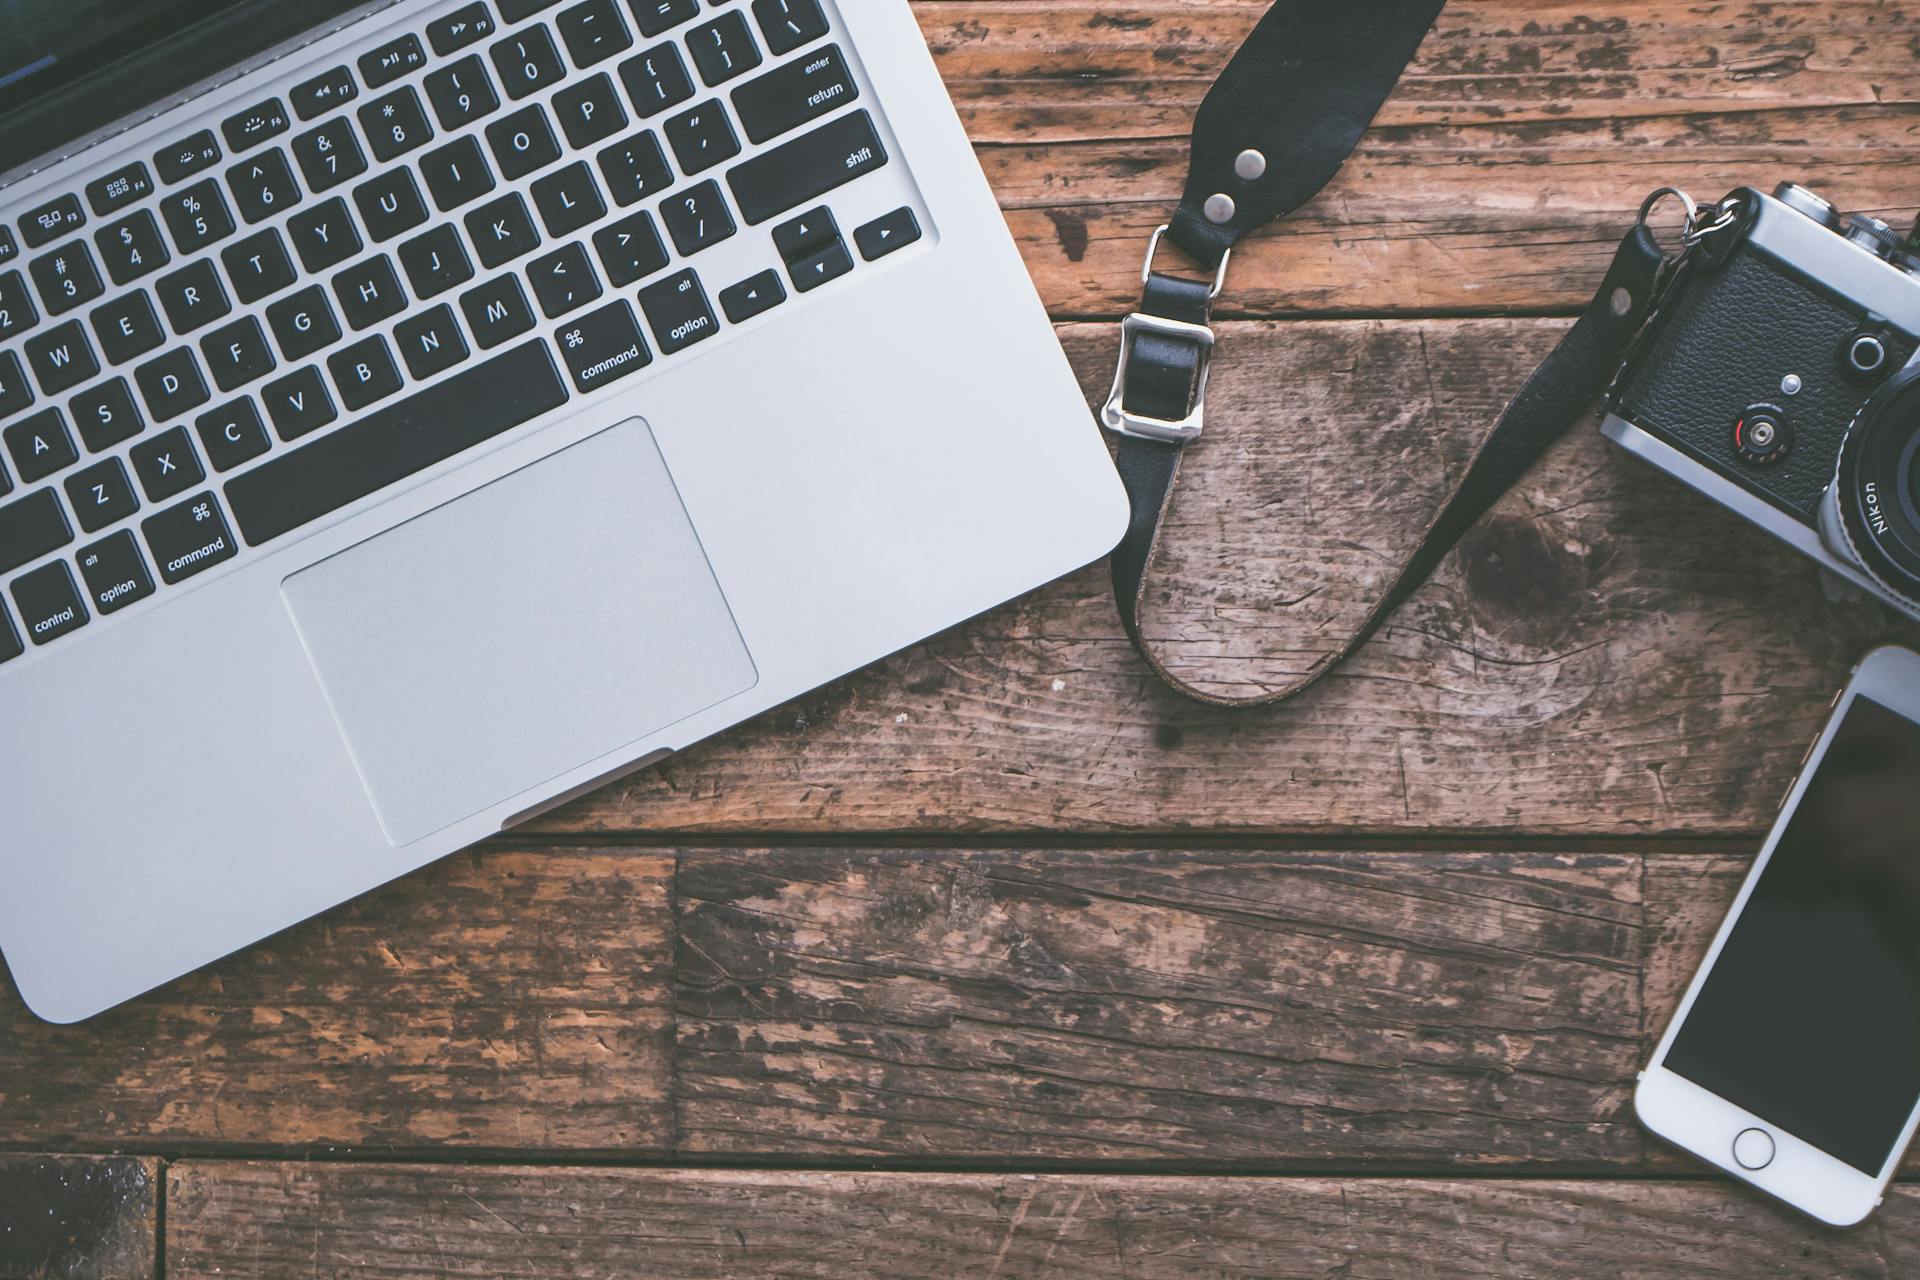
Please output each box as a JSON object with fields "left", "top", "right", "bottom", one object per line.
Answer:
{"left": 226, "top": 341, "right": 569, "bottom": 546}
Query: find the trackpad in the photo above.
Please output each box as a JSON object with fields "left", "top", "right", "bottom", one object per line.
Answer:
{"left": 282, "top": 419, "right": 756, "bottom": 845}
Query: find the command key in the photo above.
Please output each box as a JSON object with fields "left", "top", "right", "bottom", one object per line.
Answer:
{"left": 143, "top": 491, "right": 238, "bottom": 584}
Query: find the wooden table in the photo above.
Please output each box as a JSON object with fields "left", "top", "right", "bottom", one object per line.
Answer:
{"left": 8, "top": 2, "right": 1920, "bottom": 1275}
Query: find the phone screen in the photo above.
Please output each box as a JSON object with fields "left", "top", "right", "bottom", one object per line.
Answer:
{"left": 1666, "top": 695, "right": 1920, "bottom": 1174}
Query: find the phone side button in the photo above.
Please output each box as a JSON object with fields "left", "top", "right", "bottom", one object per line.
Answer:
{"left": 1733, "top": 1127, "right": 1776, "bottom": 1170}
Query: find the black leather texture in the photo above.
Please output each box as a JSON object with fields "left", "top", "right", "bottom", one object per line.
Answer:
{"left": 1166, "top": 0, "right": 1448, "bottom": 267}
{"left": 1616, "top": 245, "right": 1916, "bottom": 521}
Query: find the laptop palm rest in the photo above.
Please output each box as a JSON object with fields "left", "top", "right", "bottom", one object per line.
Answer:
{"left": 281, "top": 418, "right": 756, "bottom": 846}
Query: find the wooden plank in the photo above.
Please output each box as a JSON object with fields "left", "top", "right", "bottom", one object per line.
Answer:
{"left": 164, "top": 1164, "right": 1920, "bottom": 1278}
{"left": 913, "top": 1, "right": 1920, "bottom": 315}
{"left": 536, "top": 320, "right": 1918, "bottom": 837}
{"left": 0, "top": 849, "right": 674, "bottom": 1157}
{"left": 0, "top": 1154, "right": 156, "bottom": 1280}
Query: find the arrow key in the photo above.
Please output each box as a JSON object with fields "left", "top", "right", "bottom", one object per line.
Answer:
{"left": 787, "top": 236, "right": 851, "bottom": 293}
{"left": 855, "top": 206, "right": 922, "bottom": 261}
{"left": 719, "top": 268, "right": 786, "bottom": 323}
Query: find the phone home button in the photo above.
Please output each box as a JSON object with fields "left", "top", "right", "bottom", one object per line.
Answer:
{"left": 1733, "top": 1127, "right": 1776, "bottom": 1170}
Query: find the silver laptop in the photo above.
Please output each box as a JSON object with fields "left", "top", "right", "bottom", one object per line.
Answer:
{"left": 0, "top": 0, "right": 1125, "bottom": 1022}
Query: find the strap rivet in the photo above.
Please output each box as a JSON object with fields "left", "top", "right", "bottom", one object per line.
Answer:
{"left": 1234, "top": 149, "right": 1267, "bottom": 181}
{"left": 1205, "top": 193, "right": 1237, "bottom": 224}
{"left": 1609, "top": 287, "right": 1632, "bottom": 317}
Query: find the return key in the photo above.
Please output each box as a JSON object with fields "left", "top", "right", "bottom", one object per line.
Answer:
{"left": 731, "top": 44, "right": 858, "bottom": 145}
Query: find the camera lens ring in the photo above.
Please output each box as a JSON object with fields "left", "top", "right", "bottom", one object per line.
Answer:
{"left": 1833, "top": 363, "right": 1920, "bottom": 606}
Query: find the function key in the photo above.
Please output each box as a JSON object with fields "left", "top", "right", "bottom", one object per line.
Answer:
{"left": 291, "top": 65, "right": 360, "bottom": 120}
{"left": 633, "top": 0, "right": 698, "bottom": 38}
{"left": 751, "top": 0, "right": 829, "bottom": 57}
{"left": 855, "top": 206, "right": 921, "bottom": 260}
{"left": 429, "top": 2, "right": 499, "bottom": 54}
{"left": 11, "top": 559, "right": 88, "bottom": 645}
{"left": 21, "top": 194, "right": 85, "bottom": 249}
{"left": 85, "top": 163, "right": 156, "bottom": 217}
{"left": 498, "top": 0, "right": 562, "bottom": 20}
{"left": 155, "top": 130, "right": 223, "bottom": 183}
{"left": 0, "top": 226, "right": 14, "bottom": 265}
{"left": 221, "top": 98, "right": 292, "bottom": 153}
{"left": 637, "top": 267, "right": 717, "bottom": 354}
{"left": 360, "top": 34, "right": 428, "bottom": 89}
{"left": 76, "top": 529, "right": 156, "bottom": 615}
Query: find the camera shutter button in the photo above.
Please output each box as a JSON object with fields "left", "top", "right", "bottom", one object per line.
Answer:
{"left": 1733, "top": 404, "right": 1793, "bottom": 465}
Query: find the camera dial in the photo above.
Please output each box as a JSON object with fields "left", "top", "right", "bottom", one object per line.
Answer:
{"left": 1772, "top": 183, "right": 1840, "bottom": 230}
{"left": 1844, "top": 215, "right": 1903, "bottom": 260}
{"left": 1733, "top": 404, "right": 1793, "bottom": 465}
{"left": 1831, "top": 364, "right": 1920, "bottom": 607}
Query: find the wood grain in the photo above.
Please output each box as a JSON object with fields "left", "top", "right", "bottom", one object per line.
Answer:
{"left": 164, "top": 1164, "right": 1920, "bottom": 1279}
{"left": 533, "top": 320, "right": 1918, "bottom": 838}
{"left": 0, "top": 1155, "right": 155, "bottom": 1280}
{"left": 0, "top": 849, "right": 674, "bottom": 1157}
{"left": 918, "top": 1, "right": 1920, "bottom": 316}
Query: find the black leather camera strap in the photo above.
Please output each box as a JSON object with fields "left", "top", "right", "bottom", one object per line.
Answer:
{"left": 1104, "top": 0, "right": 1672, "bottom": 706}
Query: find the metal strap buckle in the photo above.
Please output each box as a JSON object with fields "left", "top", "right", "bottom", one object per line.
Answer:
{"left": 1100, "top": 226, "right": 1232, "bottom": 445}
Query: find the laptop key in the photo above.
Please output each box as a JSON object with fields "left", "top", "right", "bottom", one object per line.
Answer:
{"left": 156, "top": 259, "right": 231, "bottom": 334}
{"left": 5, "top": 408, "right": 77, "bottom": 481}
{"left": 421, "top": 136, "right": 498, "bottom": 212}
{"left": 359, "top": 34, "right": 428, "bottom": 89}
{"left": 687, "top": 11, "right": 762, "bottom": 87}
{"left": 71, "top": 377, "right": 144, "bottom": 451}
{"left": 226, "top": 340, "right": 568, "bottom": 545}
{"left": 76, "top": 529, "right": 155, "bottom": 614}
{"left": 660, "top": 180, "right": 736, "bottom": 256}
{"left": 354, "top": 169, "right": 430, "bottom": 242}
{"left": 429, "top": 3, "right": 498, "bottom": 55}
{"left": 143, "top": 491, "right": 237, "bottom": 583}
{"left": 76, "top": 525, "right": 153, "bottom": 614}
{"left": 261, "top": 365, "right": 337, "bottom": 440}
{"left": 425, "top": 55, "right": 503, "bottom": 131}
{"left": 267, "top": 285, "right": 343, "bottom": 361}
{"left": 159, "top": 180, "right": 236, "bottom": 254}
{"left": 554, "top": 73, "right": 629, "bottom": 148}
{"left": 664, "top": 100, "right": 740, "bottom": 175}
{"left": 0, "top": 601, "right": 16, "bottom": 661}
{"left": 155, "top": 130, "right": 222, "bottom": 184}
{"left": 491, "top": 26, "right": 567, "bottom": 99}
{"left": 558, "top": 0, "right": 633, "bottom": 66}
{"left": 30, "top": 242, "right": 106, "bottom": 315}
{"left": 488, "top": 104, "right": 562, "bottom": 179}
{"left": 64, "top": 457, "right": 138, "bottom": 531}
{"left": 0, "top": 270, "right": 37, "bottom": 339}
{"left": 223, "top": 229, "right": 298, "bottom": 304}
{"left": 291, "top": 65, "right": 360, "bottom": 121}
{"left": 528, "top": 242, "right": 603, "bottom": 317}
{"left": 359, "top": 88, "right": 435, "bottom": 162}
{"left": 465, "top": 192, "right": 541, "bottom": 267}
{"left": 221, "top": 98, "right": 291, "bottom": 153}
{"left": 719, "top": 268, "right": 786, "bottom": 323}
{"left": 26, "top": 320, "right": 100, "bottom": 395}
{"left": 287, "top": 198, "right": 364, "bottom": 273}
{"left": 21, "top": 194, "right": 85, "bottom": 250}
{"left": 0, "top": 351, "right": 31, "bottom": 420}
{"left": 228, "top": 149, "right": 303, "bottom": 224}
{"left": 0, "top": 487, "right": 73, "bottom": 574}
{"left": 752, "top": 0, "right": 829, "bottom": 57}
{"left": 200, "top": 315, "right": 277, "bottom": 391}
{"left": 90, "top": 291, "right": 163, "bottom": 365}
{"left": 85, "top": 163, "right": 156, "bottom": 217}
{"left": 637, "top": 268, "right": 717, "bottom": 354}
{"left": 395, "top": 304, "right": 471, "bottom": 379}
{"left": 771, "top": 205, "right": 837, "bottom": 261}
{"left": 532, "top": 162, "right": 607, "bottom": 236}
{"left": 195, "top": 398, "right": 271, "bottom": 471}
{"left": 732, "top": 43, "right": 856, "bottom": 145}
{"left": 499, "top": 0, "right": 563, "bottom": 20}
{"left": 398, "top": 225, "right": 474, "bottom": 298}
{"left": 633, "top": 0, "right": 698, "bottom": 38}
{"left": 96, "top": 211, "right": 172, "bottom": 286}
{"left": 135, "top": 347, "right": 212, "bottom": 422}
{"left": 11, "top": 560, "right": 87, "bottom": 643}
{"left": 292, "top": 117, "right": 369, "bottom": 193}
{"left": 727, "top": 109, "right": 886, "bottom": 225}
{"left": 334, "top": 255, "right": 409, "bottom": 330}
{"left": 132, "top": 426, "right": 206, "bottom": 502}
{"left": 789, "top": 236, "right": 853, "bottom": 292}
{"left": 855, "top": 206, "right": 921, "bottom": 260}
{"left": 597, "top": 131, "right": 672, "bottom": 206}
{"left": 556, "top": 298, "right": 649, "bottom": 392}
{"left": 460, "top": 274, "right": 537, "bottom": 348}
{"left": 328, "top": 334, "right": 404, "bottom": 410}
{"left": 618, "top": 43, "right": 694, "bottom": 118}
{"left": 592, "top": 210, "right": 668, "bottom": 286}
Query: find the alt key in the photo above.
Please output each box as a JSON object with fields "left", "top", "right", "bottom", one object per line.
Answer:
{"left": 77, "top": 529, "right": 156, "bottom": 614}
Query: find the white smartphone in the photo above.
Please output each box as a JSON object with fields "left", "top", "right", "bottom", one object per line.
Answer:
{"left": 1638, "top": 644, "right": 1920, "bottom": 1225}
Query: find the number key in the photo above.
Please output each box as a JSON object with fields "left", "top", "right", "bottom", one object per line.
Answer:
{"left": 0, "top": 269, "right": 38, "bottom": 340}
{"left": 94, "top": 211, "right": 171, "bottom": 285}
{"left": 357, "top": 87, "right": 435, "bottom": 162}
{"left": 425, "top": 55, "right": 501, "bottom": 131}
{"left": 490, "top": 25, "right": 567, "bottom": 100}
{"left": 227, "top": 149, "right": 303, "bottom": 224}
{"left": 292, "top": 117, "right": 369, "bottom": 193}
{"left": 159, "top": 179, "right": 236, "bottom": 253}
{"left": 29, "top": 242, "right": 105, "bottom": 315}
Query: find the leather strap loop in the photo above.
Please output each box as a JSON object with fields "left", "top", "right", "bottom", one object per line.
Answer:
{"left": 1112, "top": 227, "right": 1674, "bottom": 707}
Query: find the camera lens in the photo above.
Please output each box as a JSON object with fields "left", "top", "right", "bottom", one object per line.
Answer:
{"left": 1833, "top": 365, "right": 1920, "bottom": 604}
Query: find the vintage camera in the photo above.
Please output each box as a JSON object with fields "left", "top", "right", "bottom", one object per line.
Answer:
{"left": 1604, "top": 183, "right": 1920, "bottom": 620}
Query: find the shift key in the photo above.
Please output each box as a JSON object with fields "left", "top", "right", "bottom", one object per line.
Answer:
{"left": 726, "top": 109, "right": 885, "bottom": 225}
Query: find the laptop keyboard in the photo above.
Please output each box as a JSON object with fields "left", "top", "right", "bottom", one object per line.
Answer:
{"left": 0, "top": 0, "right": 924, "bottom": 661}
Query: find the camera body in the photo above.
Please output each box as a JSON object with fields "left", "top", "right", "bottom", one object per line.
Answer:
{"left": 1603, "top": 184, "right": 1920, "bottom": 619}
